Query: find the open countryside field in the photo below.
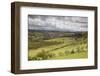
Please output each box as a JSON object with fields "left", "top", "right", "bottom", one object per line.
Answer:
{"left": 28, "top": 31, "right": 88, "bottom": 61}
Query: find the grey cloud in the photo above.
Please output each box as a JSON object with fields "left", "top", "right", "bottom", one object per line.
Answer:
{"left": 28, "top": 15, "right": 88, "bottom": 32}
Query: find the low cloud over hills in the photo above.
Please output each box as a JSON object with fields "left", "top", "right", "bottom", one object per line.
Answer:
{"left": 28, "top": 15, "right": 88, "bottom": 32}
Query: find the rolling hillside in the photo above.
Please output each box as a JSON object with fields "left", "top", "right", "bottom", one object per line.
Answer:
{"left": 28, "top": 30, "right": 88, "bottom": 61}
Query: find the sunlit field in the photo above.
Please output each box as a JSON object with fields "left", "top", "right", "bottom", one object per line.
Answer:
{"left": 28, "top": 31, "right": 88, "bottom": 61}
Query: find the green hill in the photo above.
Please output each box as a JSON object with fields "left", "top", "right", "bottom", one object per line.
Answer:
{"left": 28, "top": 31, "right": 88, "bottom": 61}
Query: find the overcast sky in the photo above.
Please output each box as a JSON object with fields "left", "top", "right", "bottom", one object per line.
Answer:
{"left": 28, "top": 15, "right": 88, "bottom": 32}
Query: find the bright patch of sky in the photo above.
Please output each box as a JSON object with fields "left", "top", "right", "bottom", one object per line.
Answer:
{"left": 28, "top": 15, "right": 88, "bottom": 32}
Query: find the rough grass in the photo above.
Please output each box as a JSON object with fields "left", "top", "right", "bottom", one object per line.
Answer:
{"left": 28, "top": 35, "right": 88, "bottom": 61}
{"left": 49, "top": 51, "right": 88, "bottom": 60}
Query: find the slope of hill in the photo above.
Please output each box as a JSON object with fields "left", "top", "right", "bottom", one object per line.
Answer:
{"left": 28, "top": 30, "right": 88, "bottom": 60}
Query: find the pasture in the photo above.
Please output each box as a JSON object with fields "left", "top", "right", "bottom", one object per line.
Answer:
{"left": 28, "top": 31, "right": 88, "bottom": 61}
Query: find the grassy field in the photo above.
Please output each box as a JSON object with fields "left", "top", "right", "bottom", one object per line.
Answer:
{"left": 28, "top": 31, "right": 88, "bottom": 61}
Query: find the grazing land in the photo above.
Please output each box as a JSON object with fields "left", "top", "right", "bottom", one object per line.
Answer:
{"left": 28, "top": 30, "right": 88, "bottom": 61}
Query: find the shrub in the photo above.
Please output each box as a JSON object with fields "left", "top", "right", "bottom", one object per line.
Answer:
{"left": 36, "top": 50, "right": 48, "bottom": 60}
{"left": 70, "top": 50, "right": 75, "bottom": 54}
{"left": 34, "top": 49, "right": 56, "bottom": 60}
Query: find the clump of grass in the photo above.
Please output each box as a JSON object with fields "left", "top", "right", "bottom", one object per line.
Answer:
{"left": 58, "top": 52, "right": 64, "bottom": 56}
{"left": 30, "top": 49, "right": 56, "bottom": 60}
{"left": 64, "top": 50, "right": 70, "bottom": 55}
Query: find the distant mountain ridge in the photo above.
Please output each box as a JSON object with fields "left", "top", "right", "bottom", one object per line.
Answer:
{"left": 28, "top": 29, "right": 87, "bottom": 33}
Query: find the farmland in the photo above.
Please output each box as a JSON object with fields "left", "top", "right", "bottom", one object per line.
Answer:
{"left": 28, "top": 30, "right": 88, "bottom": 61}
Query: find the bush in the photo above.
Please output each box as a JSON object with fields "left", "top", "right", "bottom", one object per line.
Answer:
{"left": 33, "top": 49, "right": 56, "bottom": 60}
{"left": 36, "top": 50, "right": 48, "bottom": 60}
{"left": 70, "top": 50, "right": 75, "bottom": 54}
